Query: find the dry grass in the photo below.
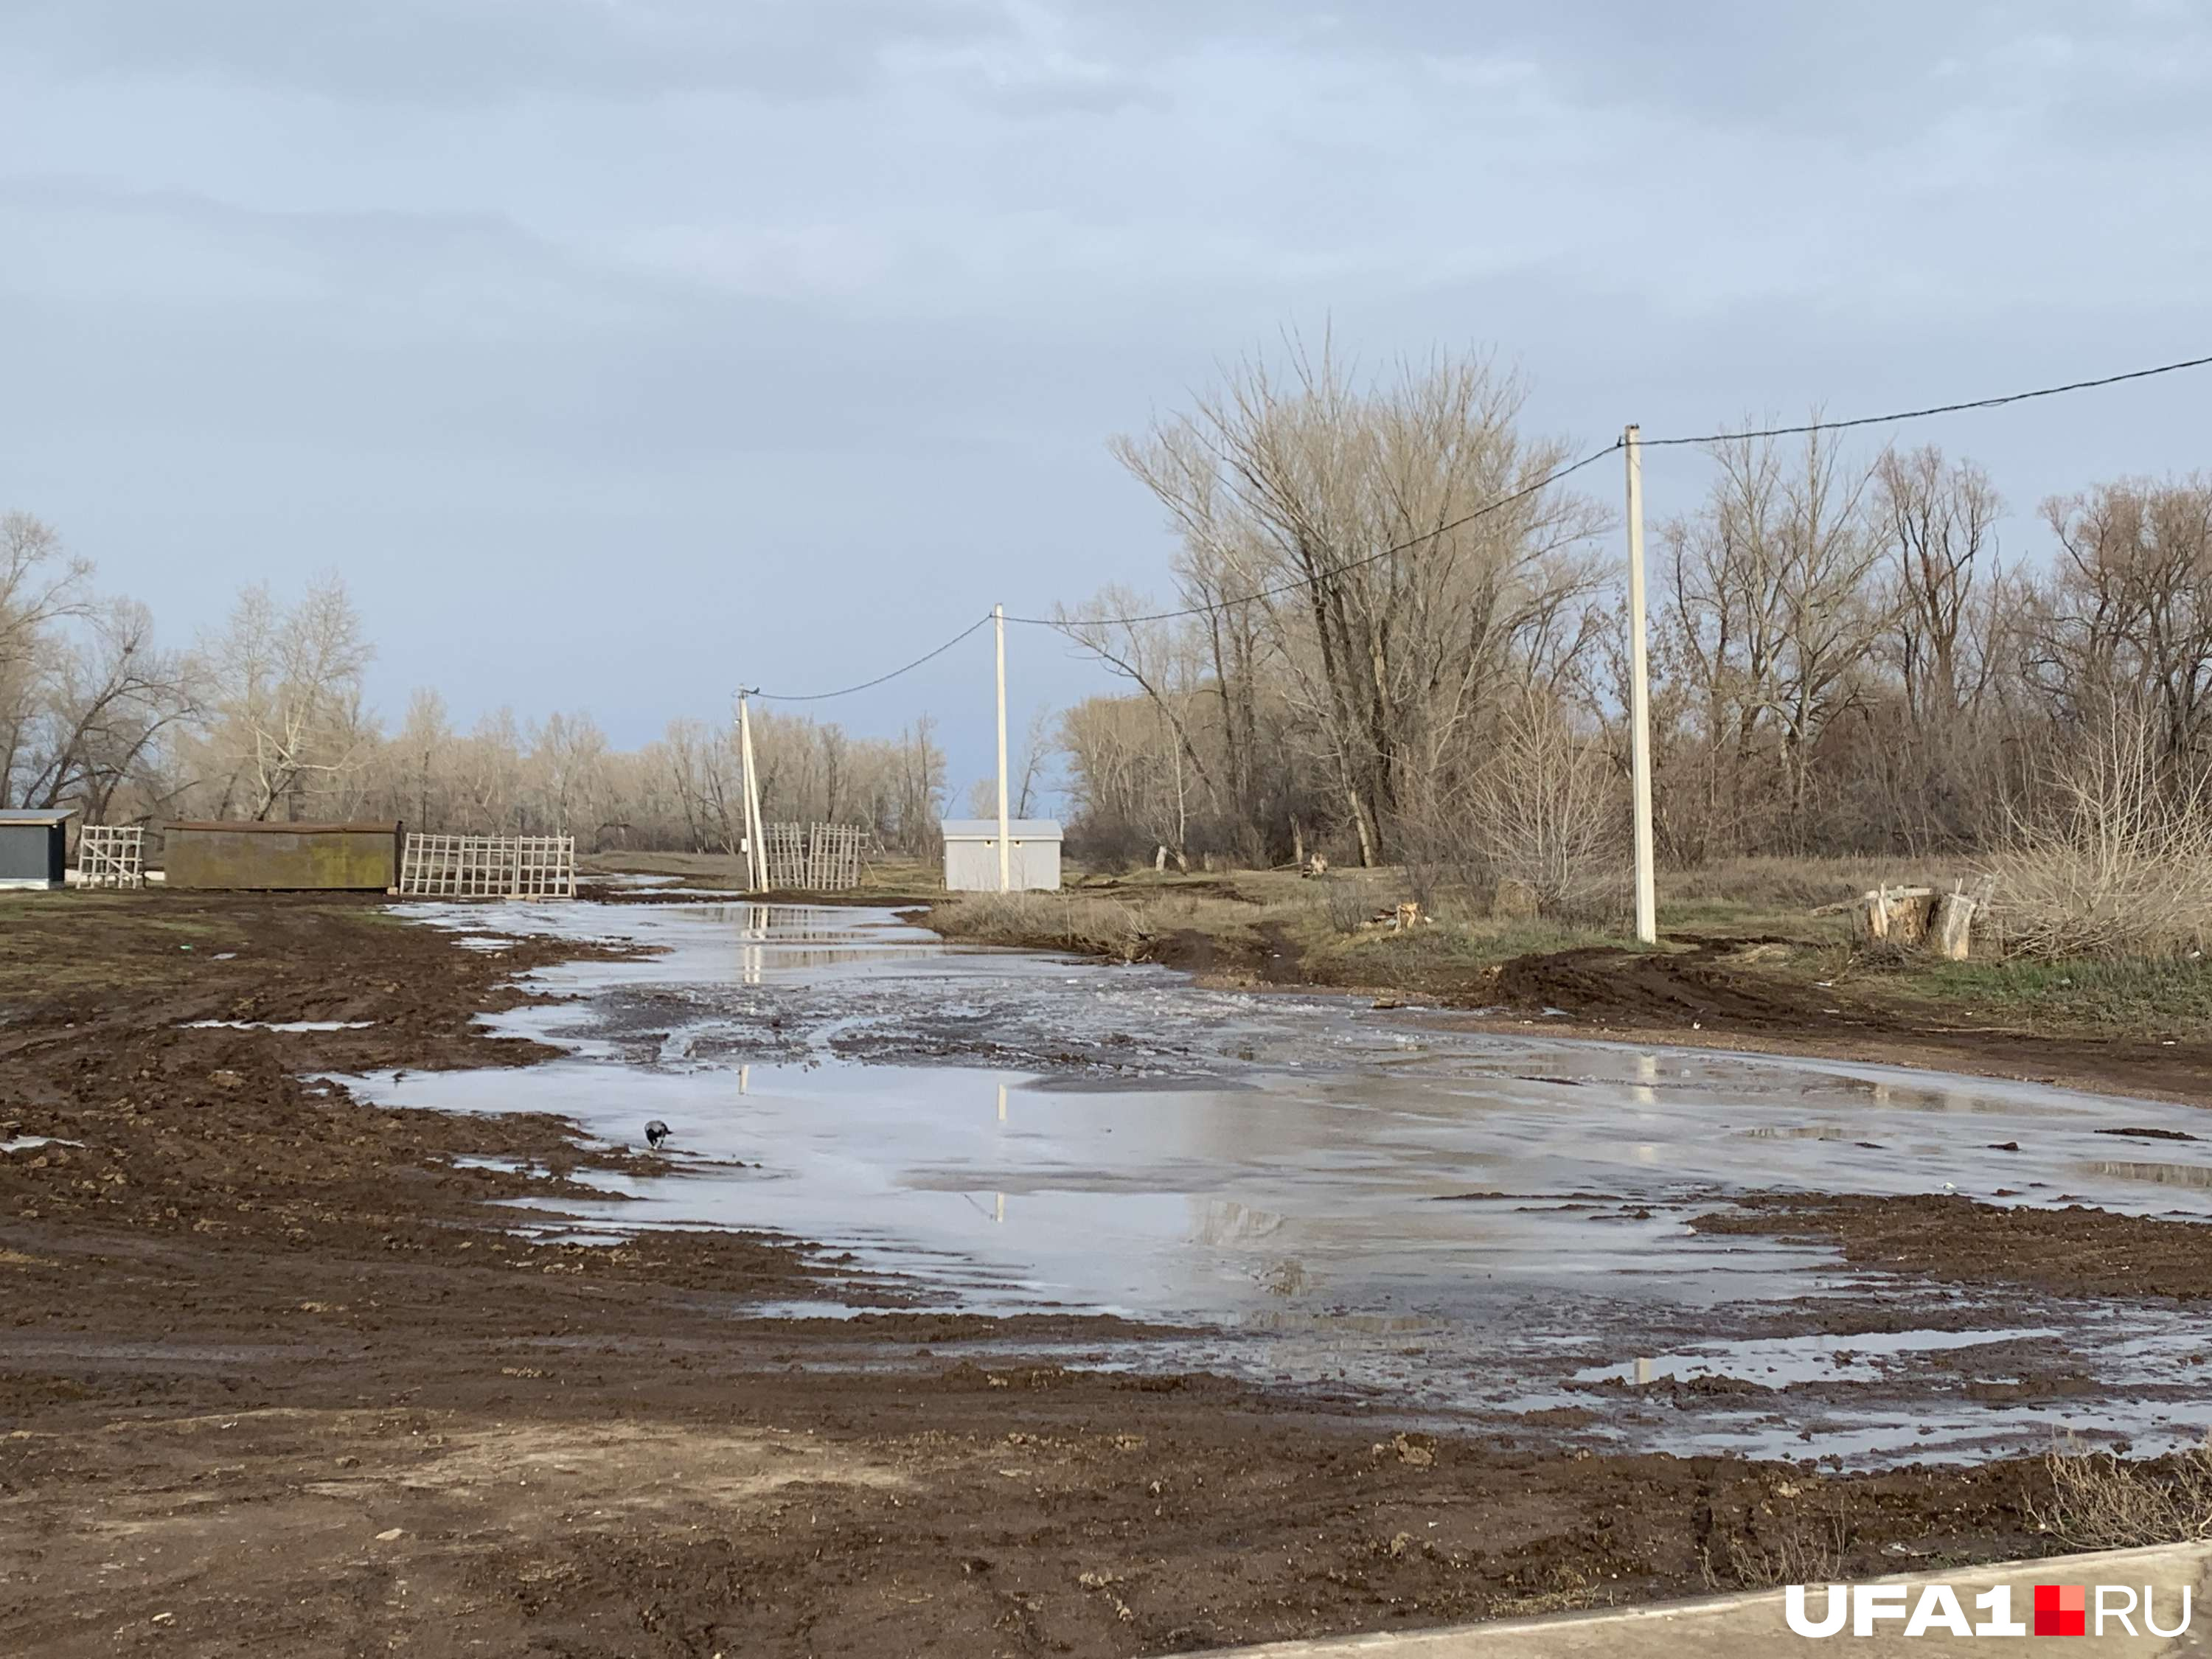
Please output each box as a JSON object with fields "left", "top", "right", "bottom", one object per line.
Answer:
{"left": 932, "top": 870, "right": 1611, "bottom": 989}
{"left": 1659, "top": 856, "right": 1946, "bottom": 912}
{"left": 1699, "top": 1494, "right": 1851, "bottom": 1592}
{"left": 2030, "top": 1437, "right": 2212, "bottom": 1551}
{"left": 928, "top": 891, "right": 1161, "bottom": 962}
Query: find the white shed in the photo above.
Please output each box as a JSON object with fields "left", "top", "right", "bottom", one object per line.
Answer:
{"left": 941, "top": 818, "right": 1062, "bottom": 891}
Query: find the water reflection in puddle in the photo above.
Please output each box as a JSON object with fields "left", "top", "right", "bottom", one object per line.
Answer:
{"left": 2077, "top": 1159, "right": 2212, "bottom": 1191}
{"left": 1573, "top": 1327, "right": 2065, "bottom": 1389}
{"left": 348, "top": 900, "right": 2212, "bottom": 1463}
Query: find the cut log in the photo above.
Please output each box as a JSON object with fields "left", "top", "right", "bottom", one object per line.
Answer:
{"left": 1933, "top": 880, "right": 1988, "bottom": 961}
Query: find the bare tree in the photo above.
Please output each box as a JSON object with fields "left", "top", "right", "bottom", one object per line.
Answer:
{"left": 1663, "top": 425, "right": 1890, "bottom": 849}
{"left": 2029, "top": 477, "right": 2212, "bottom": 768}
{"left": 196, "top": 575, "right": 375, "bottom": 820}
{"left": 1013, "top": 705, "right": 1057, "bottom": 817}
{"left": 1099, "top": 339, "right": 1607, "bottom": 863}
{"left": 10, "top": 599, "right": 195, "bottom": 818}
{"left": 0, "top": 513, "right": 94, "bottom": 807}
{"left": 529, "top": 711, "right": 611, "bottom": 838}
{"left": 1875, "top": 446, "right": 2005, "bottom": 726}
{"left": 0, "top": 512, "right": 91, "bottom": 672}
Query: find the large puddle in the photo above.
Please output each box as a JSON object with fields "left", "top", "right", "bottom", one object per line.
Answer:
{"left": 344, "top": 899, "right": 2212, "bottom": 1465}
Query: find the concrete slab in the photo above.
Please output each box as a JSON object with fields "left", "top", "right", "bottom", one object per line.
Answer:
{"left": 1178, "top": 1543, "right": 2212, "bottom": 1656}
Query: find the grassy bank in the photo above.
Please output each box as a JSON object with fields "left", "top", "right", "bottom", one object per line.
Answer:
{"left": 928, "top": 868, "right": 1620, "bottom": 995}
{"left": 926, "top": 858, "right": 2212, "bottom": 1049}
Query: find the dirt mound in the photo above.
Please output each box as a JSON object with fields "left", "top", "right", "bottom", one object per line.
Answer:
{"left": 1696, "top": 1193, "right": 2212, "bottom": 1301}
{"left": 1495, "top": 941, "right": 1841, "bottom": 1031}
{"left": 1475, "top": 939, "right": 2212, "bottom": 1109}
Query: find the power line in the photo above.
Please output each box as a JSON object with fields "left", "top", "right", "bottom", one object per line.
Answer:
{"left": 741, "top": 347, "right": 2212, "bottom": 694}
{"left": 746, "top": 611, "right": 994, "bottom": 702}
{"left": 1643, "top": 349, "right": 2212, "bottom": 448}
{"left": 1004, "top": 442, "right": 1624, "bottom": 629}
{"left": 1009, "top": 347, "right": 2212, "bottom": 633}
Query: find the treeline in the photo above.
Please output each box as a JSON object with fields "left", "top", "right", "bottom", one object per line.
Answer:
{"left": 0, "top": 517, "right": 950, "bottom": 852}
{"left": 12, "top": 338, "right": 2208, "bottom": 926}
{"left": 1053, "top": 344, "right": 2212, "bottom": 917}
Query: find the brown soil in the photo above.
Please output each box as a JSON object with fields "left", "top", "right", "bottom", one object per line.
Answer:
{"left": 1694, "top": 1193, "right": 2212, "bottom": 1302}
{"left": 0, "top": 892, "right": 2110, "bottom": 1657}
{"left": 940, "top": 888, "right": 2212, "bottom": 1106}
{"left": 1472, "top": 941, "right": 2212, "bottom": 1107}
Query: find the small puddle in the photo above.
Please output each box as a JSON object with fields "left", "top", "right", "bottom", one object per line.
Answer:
{"left": 1573, "top": 1327, "right": 2065, "bottom": 1389}
{"left": 185, "top": 1019, "right": 378, "bottom": 1032}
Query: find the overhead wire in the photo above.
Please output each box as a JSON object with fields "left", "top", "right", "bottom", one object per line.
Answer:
{"left": 1011, "top": 347, "right": 2212, "bottom": 633}
{"left": 1639, "top": 349, "right": 2212, "bottom": 448}
{"left": 745, "top": 611, "right": 994, "bottom": 702}
{"left": 1004, "top": 442, "right": 1624, "bottom": 629}
{"left": 740, "top": 348, "right": 2212, "bottom": 696}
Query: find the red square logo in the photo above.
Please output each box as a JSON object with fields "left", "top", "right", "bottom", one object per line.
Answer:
{"left": 2034, "top": 1584, "right": 2087, "bottom": 1636}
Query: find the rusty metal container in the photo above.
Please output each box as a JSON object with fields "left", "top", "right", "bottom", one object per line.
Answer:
{"left": 161, "top": 821, "right": 403, "bottom": 891}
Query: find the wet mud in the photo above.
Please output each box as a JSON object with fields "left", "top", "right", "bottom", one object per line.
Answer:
{"left": 1695, "top": 1192, "right": 2212, "bottom": 1301}
{"left": 1, "top": 891, "right": 2208, "bottom": 1656}
{"left": 1485, "top": 941, "right": 2212, "bottom": 1106}
{"left": 343, "top": 901, "right": 2212, "bottom": 1467}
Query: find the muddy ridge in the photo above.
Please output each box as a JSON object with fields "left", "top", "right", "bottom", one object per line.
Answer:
{"left": 946, "top": 902, "right": 2212, "bottom": 1105}
{"left": 1695, "top": 1192, "right": 2212, "bottom": 1302}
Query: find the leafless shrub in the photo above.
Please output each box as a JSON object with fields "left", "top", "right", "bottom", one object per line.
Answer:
{"left": 2030, "top": 1435, "right": 2212, "bottom": 1551}
{"left": 1462, "top": 694, "right": 1627, "bottom": 922}
{"left": 1699, "top": 1493, "right": 1851, "bottom": 1590}
{"left": 1302, "top": 868, "right": 1402, "bottom": 933}
{"left": 1986, "top": 703, "right": 2212, "bottom": 958}
{"left": 1322, "top": 878, "right": 1374, "bottom": 933}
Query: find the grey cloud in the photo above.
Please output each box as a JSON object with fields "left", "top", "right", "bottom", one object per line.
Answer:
{"left": 1052, "top": 0, "right": 2211, "bottom": 142}
{"left": 2, "top": 0, "right": 2207, "bottom": 772}
{"left": 3, "top": 0, "right": 1019, "bottom": 104}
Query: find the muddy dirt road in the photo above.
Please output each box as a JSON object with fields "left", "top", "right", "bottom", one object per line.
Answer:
{"left": 358, "top": 900, "right": 2212, "bottom": 1465}
{"left": 0, "top": 891, "right": 2205, "bottom": 1656}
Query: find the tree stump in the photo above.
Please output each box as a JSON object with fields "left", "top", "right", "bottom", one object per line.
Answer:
{"left": 1931, "top": 877, "right": 1994, "bottom": 961}
{"left": 1853, "top": 885, "right": 1935, "bottom": 947}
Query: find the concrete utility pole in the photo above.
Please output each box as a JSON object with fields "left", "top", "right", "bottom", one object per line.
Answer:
{"left": 737, "top": 690, "right": 768, "bottom": 892}
{"left": 994, "top": 603, "right": 1011, "bottom": 892}
{"left": 1624, "top": 425, "right": 1658, "bottom": 946}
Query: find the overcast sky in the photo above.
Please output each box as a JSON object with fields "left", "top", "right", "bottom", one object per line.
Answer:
{"left": 3, "top": 1, "right": 2208, "bottom": 794}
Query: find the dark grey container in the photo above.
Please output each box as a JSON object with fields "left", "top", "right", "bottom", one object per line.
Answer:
{"left": 0, "top": 810, "right": 74, "bottom": 890}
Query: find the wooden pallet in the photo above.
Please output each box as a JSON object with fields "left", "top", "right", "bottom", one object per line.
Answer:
{"left": 762, "top": 823, "right": 863, "bottom": 891}
{"left": 398, "top": 834, "right": 575, "bottom": 899}
{"left": 77, "top": 825, "right": 146, "bottom": 890}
